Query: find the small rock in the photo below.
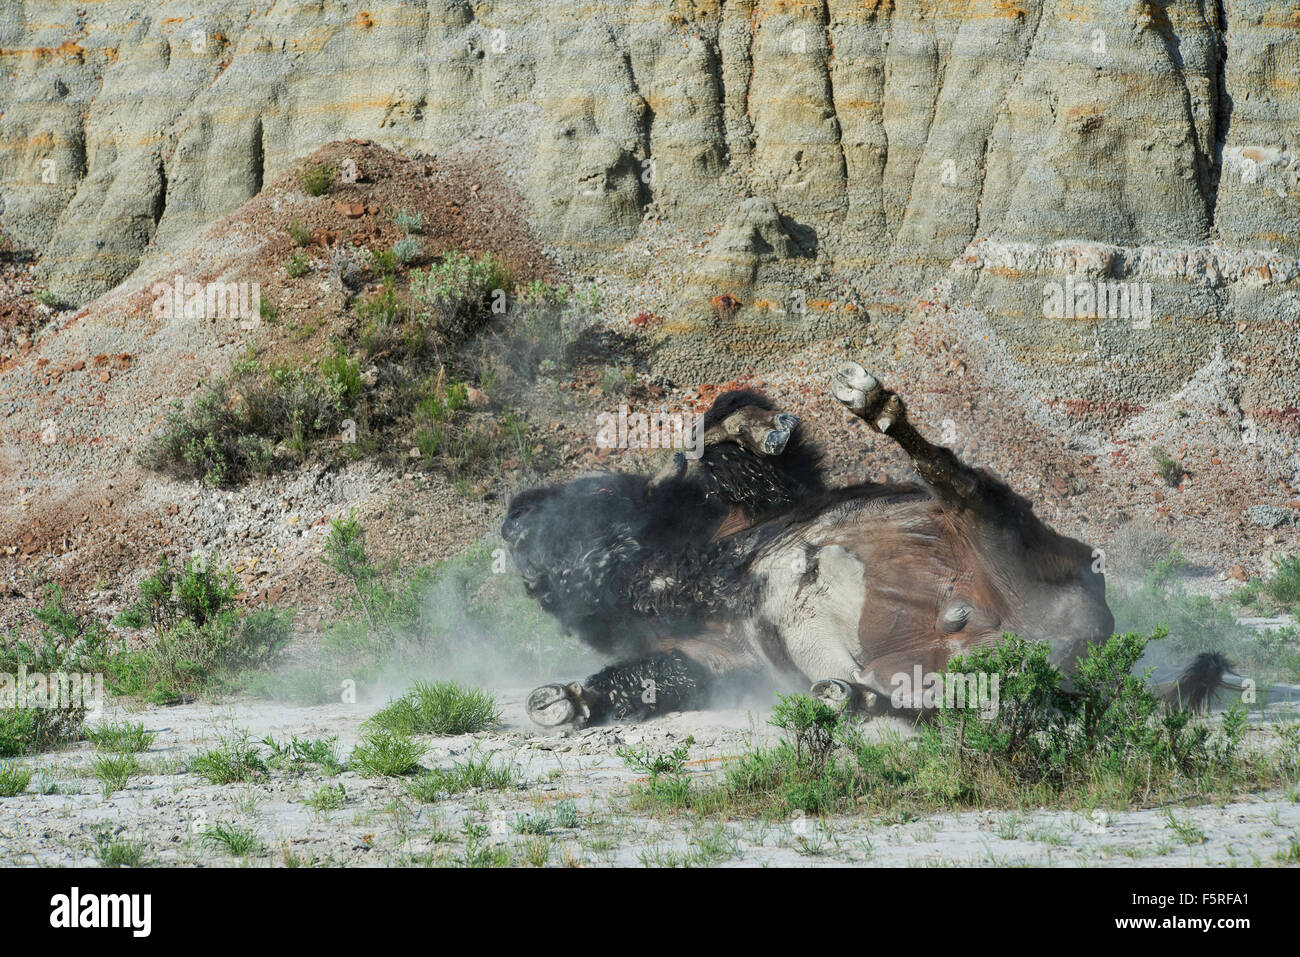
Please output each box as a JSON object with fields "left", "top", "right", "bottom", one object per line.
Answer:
{"left": 1227, "top": 564, "right": 1248, "bottom": 581}
{"left": 1245, "top": 504, "right": 1295, "bottom": 529}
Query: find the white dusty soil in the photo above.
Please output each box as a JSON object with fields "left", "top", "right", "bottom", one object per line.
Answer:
{"left": 4, "top": 691, "right": 1299, "bottom": 868}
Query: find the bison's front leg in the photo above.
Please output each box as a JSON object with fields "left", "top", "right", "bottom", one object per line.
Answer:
{"left": 527, "top": 649, "right": 717, "bottom": 727}
{"left": 831, "top": 362, "right": 980, "bottom": 509}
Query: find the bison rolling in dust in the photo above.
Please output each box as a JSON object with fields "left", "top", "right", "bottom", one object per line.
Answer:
{"left": 502, "top": 363, "right": 1218, "bottom": 728}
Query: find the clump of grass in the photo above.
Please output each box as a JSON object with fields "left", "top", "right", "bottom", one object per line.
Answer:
{"left": 349, "top": 728, "right": 427, "bottom": 777}
{"left": 34, "top": 289, "right": 59, "bottom": 308}
{"left": 263, "top": 735, "right": 341, "bottom": 774}
{"left": 300, "top": 162, "right": 334, "bottom": 196}
{"left": 285, "top": 251, "right": 310, "bottom": 278}
{"left": 0, "top": 761, "right": 32, "bottom": 796}
{"left": 201, "top": 821, "right": 265, "bottom": 857}
{"left": 1152, "top": 447, "right": 1188, "bottom": 487}
{"left": 288, "top": 221, "right": 312, "bottom": 246}
{"left": 304, "top": 783, "right": 348, "bottom": 812}
{"left": 92, "top": 827, "right": 148, "bottom": 867}
{"left": 1235, "top": 554, "right": 1300, "bottom": 614}
{"left": 369, "top": 681, "right": 500, "bottom": 736}
{"left": 598, "top": 365, "right": 635, "bottom": 397}
{"left": 405, "top": 753, "right": 521, "bottom": 800}
{"left": 618, "top": 738, "right": 695, "bottom": 810}
{"left": 86, "top": 722, "right": 154, "bottom": 754}
{"left": 391, "top": 235, "right": 422, "bottom": 266}
{"left": 512, "top": 799, "right": 578, "bottom": 834}
{"left": 92, "top": 753, "right": 142, "bottom": 798}
{"left": 190, "top": 731, "right": 267, "bottom": 784}
{"left": 390, "top": 207, "right": 424, "bottom": 233}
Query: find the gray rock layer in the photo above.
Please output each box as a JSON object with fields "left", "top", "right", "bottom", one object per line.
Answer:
{"left": 1, "top": 1, "right": 1297, "bottom": 390}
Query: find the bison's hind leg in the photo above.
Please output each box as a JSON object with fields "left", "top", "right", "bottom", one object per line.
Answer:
{"left": 831, "top": 364, "right": 899, "bottom": 433}
{"left": 832, "top": 361, "right": 981, "bottom": 506}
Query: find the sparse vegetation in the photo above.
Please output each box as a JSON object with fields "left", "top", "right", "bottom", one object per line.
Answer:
{"left": 405, "top": 753, "right": 522, "bottom": 800}
{"left": 349, "top": 728, "right": 427, "bottom": 777}
{"left": 288, "top": 220, "right": 312, "bottom": 246}
{"left": 305, "top": 783, "right": 349, "bottom": 812}
{"left": 286, "top": 251, "right": 310, "bottom": 278}
{"left": 92, "top": 753, "right": 142, "bottom": 798}
{"left": 0, "top": 584, "right": 101, "bottom": 755}
{"left": 252, "top": 516, "right": 578, "bottom": 705}
{"left": 1152, "top": 447, "right": 1188, "bottom": 488}
{"left": 390, "top": 207, "right": 424, "bottom": 234}
{"left": 92, "top": 827, "right": 149, "bottom": 867}
{"left": 1110, "top": 547, "right": 1300, "bottom": 683}
{"left": 391, "top": 235, "right": 421, "bottom": 266}
{"left": 299, "top": 162, "right": 334, "bottom": 196}
{"left": 138, "top": 349, "right": 352, "bottom": 487}
{"left": 629, "top": 631, "right": 1295, "bottom": 821}
{"left": 263, "top": 735, "right": 341, "bottom": 774}
{"left": 1234, "top": 554, "right": 1300, "bottom": 615}
{"left": 190, "top": 732, "right": 268, "bottom": 784}
{"left": 0, "top": 762, "right": 32, "bottom": 796}
{"left": 34, "top": 289, "right": 59, "bottom": 308}
{"left": 369, "top": 681, "right": 500, "bottom": 736}
{"left": 86, "top": 722, "right": 154, "bottom": 754}
{"left": 201, "top": 821, "right": 265, "bottom": 857}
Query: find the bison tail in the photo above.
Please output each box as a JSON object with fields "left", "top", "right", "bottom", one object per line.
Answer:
{"left": 1153, "top": 652, "right": 1238, "bottom": 712}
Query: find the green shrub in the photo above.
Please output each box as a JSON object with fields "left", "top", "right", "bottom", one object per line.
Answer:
{"left": 0, "top": 584, "right": 101, "bottom": 755}
{"left": 391, "top": 236, "right": 422, "bottom": 266}
{"left": 299, "top": 162, "right": 334, "bottom": 196}
{"left": 190, "top": 731, "right": 267, "bottom": 784}
{"left": 410, "top": 250, "right": 512, "bottom": 344}
{"left": 86, "top": 722, "right": 154, "bottom": 754}
{"left": 139, "top": 357, "right": 350, "bottom": 487}
{"left": 349, "top": 728, "right": 427, "bottom": 777}
{"left": 405, "top": 753, "right": 520, "bottom": 799}
{"left": 286, "top": 252, "right": 310, "bottom": 278}
{"left": 368, "top": 681, "right": 500, "bottom": 736}
{"left": 0, "top": 761, "right": 32, "bottom": 796}
{"left": 390, "top": 208, "right": 424, "bottom": 233}
{"left": 115, "top": 553, "right": 238, "bottom": 637}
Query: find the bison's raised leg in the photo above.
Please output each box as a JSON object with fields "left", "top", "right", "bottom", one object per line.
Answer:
{"left": 831, "top": 362, "right": 981, "bottom": 509}
{"left": 831, "top": 360, "right": 1113, "bottom": 676}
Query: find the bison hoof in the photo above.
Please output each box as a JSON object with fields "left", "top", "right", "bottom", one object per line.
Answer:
{"left": 831, "top": 362, "right": 879, "bottom": 413}
{"left": 762, "top": 428, "right": 792, "bottom": 455}
{"left": 811, "top": 678, "right": 853, "bottom": 709}
{"left": 526, "top": 683, "right": 588, "bottom": 728}
{"left": 832, "top": 362, "right": 904, "bottom": 434}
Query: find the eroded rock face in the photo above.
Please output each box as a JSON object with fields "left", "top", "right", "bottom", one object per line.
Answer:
{"left": 0, "top": 1, "right": 1296, "bottom": 344}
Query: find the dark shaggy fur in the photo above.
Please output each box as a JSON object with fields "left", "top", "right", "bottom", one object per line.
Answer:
{"left": 501, "top": 390, "right": 824, "bottom": 657}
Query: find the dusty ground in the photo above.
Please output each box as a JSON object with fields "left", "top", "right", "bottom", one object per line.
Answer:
{"left": 3, "top": 139, "right": 1299, "bottom": 868}
{"left": 3, "top": 690, "right": 1299, "bottom": 868}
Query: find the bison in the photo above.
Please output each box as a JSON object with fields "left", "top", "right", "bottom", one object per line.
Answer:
{"left": 503, "top": 362, "right": 1223, "bottom": 727}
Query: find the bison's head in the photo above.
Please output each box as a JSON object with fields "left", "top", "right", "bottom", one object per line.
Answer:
{"left": 501, "top": 473, "right": 656, "bottom": 652}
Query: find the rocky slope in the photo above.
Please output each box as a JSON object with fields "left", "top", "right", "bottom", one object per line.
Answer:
{"left": 1, "top": 2, "right": 1298, "bottom": 617}
{"left": 2, "top": 3, "right": 1298, "bottom": 395}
